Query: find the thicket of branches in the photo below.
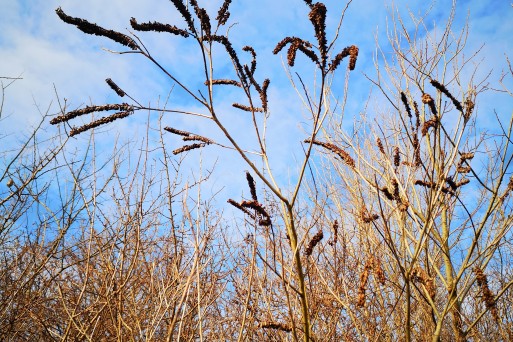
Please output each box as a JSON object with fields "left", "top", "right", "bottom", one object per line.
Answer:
{"left": 2, "top": 1, "right": 513, "bottom": 341}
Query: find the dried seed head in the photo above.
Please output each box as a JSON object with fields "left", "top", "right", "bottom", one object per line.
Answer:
{"left": 464, "top": 97, "right": 475, "bottom": 122}
{"left": 376, "top": 137, "right": 386, "bottom": 155}
{"left": 209, "top": 35, "right": 246, "bottom": 86}
{"left": 189, "top": 0, "right": 211, "bottom": 36}
{"left": 412, "top": 268, "right": 436, "bottom": 300}
{"left": 421, "top": 93, "right": 437, "bottom": 116}
{"left": 305, "top": 230, "right": 324, "bottom": 256}
{"left": 170, "top": 0, "right": 195, "bottom": 32}
{"left": 56, "top": 7, "right": 139, "bottom": 50}
{"left": 129, "top": 18, "right": 189, "bottom": 38}
{"left": 457, "top": 166, "right": 471, "bottom": 174}
{"left": 379, "top": 186, "right": 394, "bottom": 201}
{"left": 413, "top": 101, "right": 420, "bottom": 130}
{"left": 246, "top": 172, "right": 258, "bottom": 201}
{"left": 413, "top": 134, "right": 421, "bottom": 166}
{"left": 216, "top": 0, "right": 232, "bottom": 26}
{"left": 50, "top": 103, "right": 132, "bottom": 125}
{"left": 421, "top": 117, "right": 439, "bottom": 136}
{"left": 430, "top": 79, "right": 463, "bottom": 112}
{"left": 308, "top": 3, "right": 328, "bottom": 66}
{"left": 357, "top": 260, "right": 373, "bottom": 307}
{"left": 460, "top": 152, "right": 475, "bottom": 161}
{"left": 401, "top": 92, "right": 412, "bottom": 118}
{"left": 242, "top": 46, "right": 257, "bottom": 76}
{"left": 393, "top": 146, "right": 400, "bottom": 167}
{"left": 260, "top": 79, "right": 270, "bottom": 112}
{"left": 372, "top": 257, "right": 386, "bottom": 285}
{"left": 329, "top": 219, "right": 338, "bottom": 246}
{"left": 305, "top": 139, "right": 355, "bottom": 169}
{"left": 348, "top": 45, "right": 359, "bottom": 71}
{"left": 172, "top": 143, "right": 206, "bottom": 155}
{"left": 69, "top": 110, "right": 132, "bottom": 137}
{"left": 232, "top": 103, "right": 264, "bottom": 113}
{"left": 182, "top": 135, "right": 214, "bottom": 144}
{"left": 473, "top": 267, "right": 498, "bottom": 322}
{"left": 164, "top": 127, "right": 191, "bottom": 137}
{"left": 105, "top": 78, "right": 125, "bottom": 97}
{"left": 206, "top": 79, "right": 242, "bottom": 87}
{"left": 227, "top": 199, "right": 255, "bottom": 218}
{"left": 259, "top": 321, "right": 292, "bottom": 332}
{"left": 274, "top": 37, "right": 318, "bottom": 67}
{"left": 240, "top": 200, "right": 270, "bottom": 218}
{"left": 391, "top": 179, "right": 400, "bottom": 200}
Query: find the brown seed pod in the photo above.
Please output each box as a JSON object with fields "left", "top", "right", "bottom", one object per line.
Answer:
{"left": 357, "top": 260, "right": 373, "bottom": 307}
{"left": 227, "top": 199, "right": 255, "bottom": 218}
{"left": 421, "top": 93, "right": 437, "bottom": 116}
{"left": 259, "top": 321, "right": 292, "bottom": 332}
{"left": 172, "top": 143, "right": 206, "bottom": 155}
{"left": 464, "top": 97, "right": 475, "bottom": 122}
{"left": 308, "top": 3, "right": 328, "bottom": 66}
{"left": 206, "top": 79, "right": 242, "bottom": 87}
{"left": 430, "top": 79, "right": 463, "bottom": 112}
{"left": 376, "top": 137, "right": 386, "bottom": 155}
{"left": 393, "top": 146, "right": 400, "bottom": 167}
{"left": 50, "top": 103, "right": 133, "bottom": 125}
{"left": 56, "top": 7, "right": 139, "bottom": 50}
{"left": 216, "top": 0, "right": 232, "bottom": 26}
{"left": 69, "top": 110, "right": 132, "bottom": 137}
{"left": 240, "top": 200, "right": 270, "bottom": 219}
{"left": 208, "top": 35, "right": 246, "bottom": 85}
{"left": 421, "top": 117, "right": 439, "bottom": 136}
{"left": 182, "top": 135, "right": 214, "bottom": 144}
{"left": 473, "top": 267, "right": 498, "bottom": 322}
{"left": 400, "top": 92, "right": 412, "bottom": 118}
{"left": 305, "top": 230, "right": 324, "bottom": 256}
{"left": 129, "top": 18, "right": 189, "bottom": 38}
{"left": 246, "top": 172, "right": 257, "bottom": 201}
{"left": 329, "top": 219, "right": 339, "bottom": 246}
{"left": 164, "top": 127, "right": 191, "bottom": 137}
{"left": 305, "top": 139, "right": 355, "bottom": 169}
{"left": 169, "top": 0, "right": 195, "bottom": 32}
{"left": 105, "top": 78, "right": 125, "bottom": 97}
{"left": 232, "top": 103, "right": 264, "bottom": 113}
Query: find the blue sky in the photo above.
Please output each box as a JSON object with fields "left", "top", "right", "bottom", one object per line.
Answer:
{"left": 1, "top": 0, "right": 512, "bottom": 203}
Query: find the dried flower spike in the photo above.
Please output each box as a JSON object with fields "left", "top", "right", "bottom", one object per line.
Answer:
{"left": 308, "top": 3, "right": 328, "bottom": 66}
{"left": 246, "top": 172, "right": 258, "bottom": 201}
{"left": 50, "top": 103, "right": 132, "bottom": 125}
{"left": 56, "top": 7, "right": 139, "bottom": 50}
{"left": 422, "top": 93, "right": 437, "bottom": 116}
{"left": 305, "top": 139, "right": 355, "bottom": 169}
{"left": 216, "top": 0, "right": 232, "bottom": 26}
{"left": 105, "top": 78, "right": 125, "bottom": 97}
{"left": 305, "top": 230, "right": 323, "bottom": 256}
{"left": 130, "top": 18, "right": 189, "bottom": 38}
{"left": 164, "top": 127, "right": 191, "bottom": 137}
{"left": 69, "top": 110, "right": 132, "bottom": 137}
{"left": 259, "top": 321, "right": 292, "bottom": 332}
{"left": 430, "top": 79, "right": 463, "bottom": 112}
{"left": 172, "top": 143, "right": 206, "bottom": 155}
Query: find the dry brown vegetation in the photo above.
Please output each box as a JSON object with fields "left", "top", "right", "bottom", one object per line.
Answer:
{"left": 2, "top": 1, "right": 513, "bottom": 341}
